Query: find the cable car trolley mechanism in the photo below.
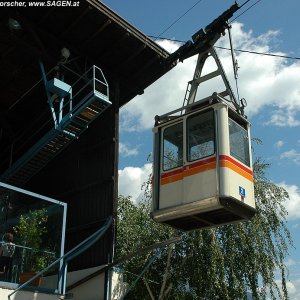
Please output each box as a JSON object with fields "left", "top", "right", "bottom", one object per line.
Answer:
{"left": 152, "top": 3, "right": 256, "bottom": 231}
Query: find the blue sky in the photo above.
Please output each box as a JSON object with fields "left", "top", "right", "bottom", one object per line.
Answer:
{"left": 101, "top": 0, "right": 300, "bottom": 297}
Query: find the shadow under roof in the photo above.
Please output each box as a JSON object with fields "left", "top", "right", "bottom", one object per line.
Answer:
{"left": 0, "top": 0, "right": 179, "bottom": 178}
{"left": 0, "top": 0, "right": 175, "bottom": 113}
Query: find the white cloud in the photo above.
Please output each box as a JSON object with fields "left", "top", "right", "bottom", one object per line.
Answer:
{"left": 120, "top": 41, "right": 196, "bottom": 131}
{"left": 275, "top": 140, "right": 285, "bottom": 149}
{"left": 120, "top": 22, "right": 300, "bottom": 131}
{"left": 280, "top": 149, "right": 300, "bottom": 165}
{"left": 119, "top": 142, "right": 139, "bottom": 157}
{"left": 287, "top": 278, "right": 300, "bottom": 300}
{"left": 274, "top": 277, "right": 300, "bottom": 300}
{"left": 267, "top": 110, "right": 300, "bottom": 127}
{"left": 279, "top": 182, "right": 300, "bottom": 220}
{"left": 118, "top": 163, "right": 152, "bottom": 202}
{"left": 285, "top": 258, "right": 298, "bottom": 267}
{"left": 287, "top": 281, "right": 297, "bottom": 297}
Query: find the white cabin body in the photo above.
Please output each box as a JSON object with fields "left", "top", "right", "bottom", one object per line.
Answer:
{"left": 152, "top": 98, "right": 255, "bottom": 230}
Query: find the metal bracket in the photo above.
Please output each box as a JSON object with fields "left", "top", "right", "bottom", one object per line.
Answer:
{"left": 182, "top": 46, "right": 243, "bottom": 115}
{"left": 40, "top": 61, "right": 72, "bottom": 129}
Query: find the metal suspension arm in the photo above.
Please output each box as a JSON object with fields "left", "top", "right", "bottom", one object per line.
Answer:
{"left": 164, "top": 2, "right": 240, "bottom": 66}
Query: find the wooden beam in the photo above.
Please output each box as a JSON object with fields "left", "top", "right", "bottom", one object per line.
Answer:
{"left": 60, "top": 6, "right": 92, "bottom": 38}
{"left": 84, "top": 19, "right": 112, "bottom": 45}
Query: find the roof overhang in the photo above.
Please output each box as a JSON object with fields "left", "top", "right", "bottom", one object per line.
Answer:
{"left": 0, "top": 0, "right": 177, "bottom": 171}
{"left": 0, "top": 0, "right": 176, "bottom": 117}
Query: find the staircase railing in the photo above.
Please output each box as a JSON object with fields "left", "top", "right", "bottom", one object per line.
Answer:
{"left": 0, "top": 64, "right": 111, "bottom": 187}
{"left": 66, "top": 236, "right": 181, "bottom": 294}
{"left": 8, "top": 216, "right": 113, "bottom": 299}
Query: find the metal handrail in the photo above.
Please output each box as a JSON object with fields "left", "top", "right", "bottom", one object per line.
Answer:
{"left": 7, "top": 216, "right": 113, "bottom": 299}
{"left": 0, "top": 241, "right": 56, "bottom": 256}
{"left": 54, "top": 65, "right": 109, "bottom": 125}
{"left": 66, "top": 236, "right": 182, "bottom": 292}
{"left": 120, "top": 253, "right": 159, "bottom": 300}
{"left": 40, "top": 63, "right": 109, "bottom": 129}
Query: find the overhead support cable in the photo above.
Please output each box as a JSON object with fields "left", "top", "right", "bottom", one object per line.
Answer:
{"left": 149, "top": 35, "right": 300, "bottom": 61}
{"left": 230, "top": 0, "right": 263, "bottom": 22}
{"left": 155, "top": 0, "right": 263, "bottom": 41}
{"left": 239, "top": 0, "right": 252, "bottom": 9}
{"left": 227, "top": 26, "right": 240, "bottom": 102}
{"left": 156, "top": 0, "right": 205, "bottom": 39}
{"left": 216, "top": 46, "right": 300, "bottom": 60}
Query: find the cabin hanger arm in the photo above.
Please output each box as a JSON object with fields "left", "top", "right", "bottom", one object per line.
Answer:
{"left": 164, "top": 2, "right": 240, "bottom": 66}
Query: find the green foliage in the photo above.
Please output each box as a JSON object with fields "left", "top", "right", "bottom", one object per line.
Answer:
{"left": 116, "top": 160, "right": 293, "bottom": 300}
{"left": 14, "top": 208, "right": 49, "bottom": 272}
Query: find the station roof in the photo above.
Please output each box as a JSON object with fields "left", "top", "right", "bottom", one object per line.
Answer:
{"left": 0, "top": 0, "right": 176, "bottom": 142}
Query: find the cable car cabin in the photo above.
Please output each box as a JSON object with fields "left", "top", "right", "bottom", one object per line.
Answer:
{"left": 152, "top": 97, "right": 256, "bottom": 231}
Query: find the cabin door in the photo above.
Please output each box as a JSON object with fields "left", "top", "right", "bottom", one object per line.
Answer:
{"left": 183, "top": 109, "right": 218, "bottom": 205}
{"left": 159, "top": 121, "right": 184, "bottom": 209}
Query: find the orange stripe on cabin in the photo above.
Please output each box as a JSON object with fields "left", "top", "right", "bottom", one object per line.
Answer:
{"left": 219, "top": 155, "right": 253, "bottom": 176}
{"left": 160, "top": 155, "right": 253, "bottom": 185}
{"left": 219, "top": 159, "right": 253, "bottom": 182}
{"left": 160, "top": 157, "right": 216, "bottom": 185}
{"left": 160, "top": 172, "right": 184, "bottom": 185}
{"left": 161, "top": 167, "right": 183, "bottom": 179}
{"left": 183, "top": 161, "right": 216, "bottom": 177}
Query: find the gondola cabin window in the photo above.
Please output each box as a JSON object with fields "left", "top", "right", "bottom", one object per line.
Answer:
{"left": 229, "top": 117, "right": 250, "bottom": 167}
{"left": 187, "top": 110, "right": 215, "bottom": 162}
{"left": 163, "top": 122, "right": 183, "bottom": 171}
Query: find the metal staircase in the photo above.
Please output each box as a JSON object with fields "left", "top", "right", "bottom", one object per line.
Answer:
{"left": 0, "top": 65, "right": 111, "bottom": 186}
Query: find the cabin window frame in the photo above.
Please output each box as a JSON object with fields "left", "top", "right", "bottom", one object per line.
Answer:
{"left": 186, "top": 109, "right": 215, "bottom": 163}
{"left": 162, "top": 121, "right": 184, "bottom": 172}
{"left": 228, "top": 115, "right": 251, "bottom": 167}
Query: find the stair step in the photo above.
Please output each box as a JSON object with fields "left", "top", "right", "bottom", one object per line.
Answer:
{"left": 71, "top": 117, "right": 89, "bottom": 128}
{"left": 1, "top": 71, "right": 111, "bottom": 186}
{"left": 80, "top": 109, "right": 97, "bottom": 120}
{"left": 66, "top": 124, "right": 81, "bottom": 133}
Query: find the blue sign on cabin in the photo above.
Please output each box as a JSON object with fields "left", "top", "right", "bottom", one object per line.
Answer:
{"left": 239, "top": 186, "right": 246, "bottom": 198}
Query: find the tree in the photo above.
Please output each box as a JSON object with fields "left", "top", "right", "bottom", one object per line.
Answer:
{"left": 13, "top": 208, "right": 49, "bottom": 273}
{"left": 116, "top": 159, "right": 293, "bottom": 300}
